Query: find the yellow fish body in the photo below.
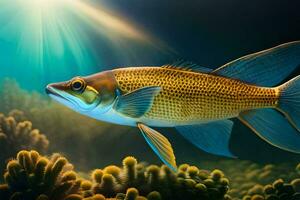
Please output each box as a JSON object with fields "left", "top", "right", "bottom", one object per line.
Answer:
{"left": 113, "top": 66, "right": 278, "bottom": 125}
{"left": 46, "top": 41, "right": 300, "bottom": 171}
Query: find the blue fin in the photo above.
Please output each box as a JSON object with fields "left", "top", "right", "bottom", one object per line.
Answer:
{"left": 278, "top": 75, "right": 300, "bottom": 131}
{"left": 162, "top": 59, "right": 213, "bottom": 73}
{"left": 239, "top": 109, "right": 300, "bottom": 153}
{"left": 212, "top": 41, "right": 300, "bottom": 87}
{"left": 113, "top": 86, "right": 161, "bottom": 118}
{"left": 175, "top": 120, "right": 235, "bottom": 157}
{"left": 137, "top": 123, "right": 177, "bottom": 171}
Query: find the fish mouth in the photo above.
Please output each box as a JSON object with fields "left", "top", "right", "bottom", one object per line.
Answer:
{"left": 45, "top": 84, "right": 68, "bottom": 101}
{"left": 45, "top": 84, "right": 77, "bottom": 108}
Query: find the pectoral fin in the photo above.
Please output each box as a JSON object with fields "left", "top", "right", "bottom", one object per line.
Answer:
{"left": 176, "top": 120, "right": 235, "bottom": 157}
{"left": 113, "top": 86, "right": 161, "bottom": 118}
{"left": 137, "top": 123, "right": 177, "bottom": 171}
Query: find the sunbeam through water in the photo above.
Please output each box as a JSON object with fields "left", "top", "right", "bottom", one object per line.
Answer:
{"left": 0, "top": 0, "right": 167, "bottom": 90}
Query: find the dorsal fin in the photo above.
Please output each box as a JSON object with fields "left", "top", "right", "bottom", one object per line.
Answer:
{"left": 211, "top": 41, "right": 300, "bottom": 87}
{"left": 162, "top": 60, "right": 213, "bottom": 73}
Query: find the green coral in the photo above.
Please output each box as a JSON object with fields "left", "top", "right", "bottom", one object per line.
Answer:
{"left": 0, "top": 150, "right": 82, "bottom": 200}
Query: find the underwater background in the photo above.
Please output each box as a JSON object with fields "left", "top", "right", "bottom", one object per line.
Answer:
{"left": 1, "top": 0, "right": 300, "bottom": 199}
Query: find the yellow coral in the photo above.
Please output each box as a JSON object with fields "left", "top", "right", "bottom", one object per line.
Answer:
{"left": 1, "top": 150, "right": 82, "bottom": 200}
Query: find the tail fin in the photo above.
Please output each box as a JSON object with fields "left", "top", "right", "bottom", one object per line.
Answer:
{"left": 239, "top": 109, "right": 300, "bottom": 153}
{"left": 237, "top": 76, "right": 300, "bottom": 153}
{"left": 277, "top": 75, "right": 300, "bottom": 131}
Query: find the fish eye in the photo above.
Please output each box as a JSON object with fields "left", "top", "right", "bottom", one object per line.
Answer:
{"left": 71, "top": 78, "right": 86, "bottom": 92}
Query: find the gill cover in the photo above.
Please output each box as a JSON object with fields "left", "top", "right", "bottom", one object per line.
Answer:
{"left": 70, "top": 77, "right": 101, "bottom": 110}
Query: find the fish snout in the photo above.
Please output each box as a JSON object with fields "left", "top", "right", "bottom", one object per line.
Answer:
{"left": 45, "top": 82, "right": 67, "bottom": 95}
{"left": 45, "top": 84, "right": 53, "bottom": 95}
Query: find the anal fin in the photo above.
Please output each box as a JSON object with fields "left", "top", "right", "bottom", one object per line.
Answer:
{"left": 137, "top": 123, "right": 177, "bottom": 171}
{"left": 175, "top": 120, "right": 235, "bottom": 157}
{"left": 239, "top": 109, "right": 300, "bottom": 153}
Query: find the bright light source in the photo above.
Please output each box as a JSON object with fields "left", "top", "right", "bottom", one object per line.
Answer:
{"left": 71, "top": 0, "right": 149, "bottom": 41}
{"left": 0, "top": 0, "right": 160, "bottom": 80}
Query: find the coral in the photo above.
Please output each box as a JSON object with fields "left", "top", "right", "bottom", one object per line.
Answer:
{"left": 0, "top": 112, "right": 49, "bottom": 153}
{"left": 0, "top": 112, "right": 49, "bottom": 176}
{"left": 201, "top": 159, "right": 298, "bottom": 199}
{"left": 0, "top": 150, "right": 82, "bottom": 200}
{"left": 8, "top": 109, "right": 27, "bottom": 123}
{"left": 242, "top": 178, "right": 300, "bottom": 200}
{"left": 0, "top": 151, "right": 231, "bottom": 200}
{"left": 83, "top": 157, "right": 230, "bottom": 200}
{"left": 233, "top": 162, "right": 300, "bottom": 200}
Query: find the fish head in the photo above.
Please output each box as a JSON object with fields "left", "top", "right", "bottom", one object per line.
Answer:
{"left": 46, "top": 71, "right": 118, "bottom": 114}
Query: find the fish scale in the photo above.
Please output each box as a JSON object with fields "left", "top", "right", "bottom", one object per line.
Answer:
{"left": 113, "top": 67, "right": 278, "bottom": 123}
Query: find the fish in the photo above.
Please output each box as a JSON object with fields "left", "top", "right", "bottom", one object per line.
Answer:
{"left": 46, "top": 41, "right": 300, "bottom": 171}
